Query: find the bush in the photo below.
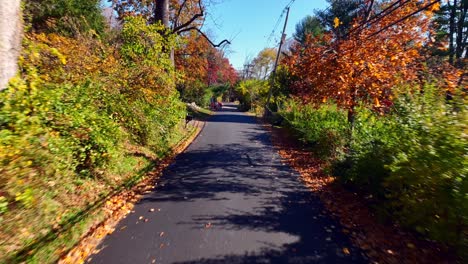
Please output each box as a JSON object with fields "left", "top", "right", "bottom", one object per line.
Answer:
{"left": 0, "top": 17, "right": 187, "bottom": 261}
{"left": 178, "top": 80, "right": 212, "bottom": 107}
{"left": 384, "top": 86, "right": 467, "bottom": 248}
{"left": 235, "top": 80, "right": 269, "bottom": 111}
{"left": 279, "top": 100, "right": 349, "bottom": 158}
{"left": 281, "top": 86, "right": 467, "bottom": 252}
{"left": 334, "top": 85, "right": 467, "bottom": 250}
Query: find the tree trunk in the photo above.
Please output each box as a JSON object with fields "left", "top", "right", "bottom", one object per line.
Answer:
{"left": 0, "top": 0, "right": 22, "bottom": 91}
{"left": 154, "top": 0, "right": 174, "bottom": 65}
{"left": 154, "top": 0, "right": 169, "bottom": 27}
{"left": 455, "top": 0, "right": 467, "bottom": 67}
{"left": 449, "top": 0, "right": 457, "bottom": 65}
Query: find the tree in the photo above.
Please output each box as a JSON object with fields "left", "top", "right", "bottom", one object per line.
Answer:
{"left": 315, "top": 0, "right": 365, "bottom": 38}
{"left": 206, "top": 48, "right": 237, "bottom": 86}
{"left": 284, "top": 0, "right": 452, "bottom": 123}
{"left": 111, "top": 0, "right": 230, "bottom": 47}
{"left": 432, "top": 0, "right": 467, "bottom": 67}
{"left": 293, "top": 15, "right": 324, "bottom": 44}
{"left": 251, "top": 48, "right": 277, "bottom": 80}
{"left": 24, "top": 0, "right": 105, "bottom": 35}
{"left": 0, "top": 0, "right": 22, "bottom": 91}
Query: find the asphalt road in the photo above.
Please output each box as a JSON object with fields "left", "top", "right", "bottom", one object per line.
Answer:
{"left": 89, "top": 103, "right": 366, "bottom": 264}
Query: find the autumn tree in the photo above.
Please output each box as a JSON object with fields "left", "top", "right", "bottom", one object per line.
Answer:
{"left": 251, "top": 48, "right": 277, "bottom": 80}
{"left": 206, "top": 48, "right": 237, "bottom": 86}
{"left": 111, "top": 0, "right": 230, "bottom": 47}
{"left": 284, "top": 0, "right": 449, "bottom": 123}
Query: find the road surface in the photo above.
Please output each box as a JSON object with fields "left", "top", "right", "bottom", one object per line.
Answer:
{"left": 89, "top": 103, "right": 366, "bottom": 264}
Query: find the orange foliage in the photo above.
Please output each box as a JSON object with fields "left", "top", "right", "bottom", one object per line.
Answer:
{"left": 175, "top": 31, "right": 237, "bottom": 87}
{"left": 175, "top": 31, "right": 211, "bottom": 84}
{"left": 284, "top": 0, "right": 459, "bottom": 114}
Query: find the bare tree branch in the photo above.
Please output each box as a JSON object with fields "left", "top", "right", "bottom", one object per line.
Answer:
{"left": 173, "top": 0, "right": 204, "bottom": 33}
{"left": 178, "top": 26, "right": 230, "bottom": 47}
{"left": 173, "top": 0, "right": 189, "bottom": 30}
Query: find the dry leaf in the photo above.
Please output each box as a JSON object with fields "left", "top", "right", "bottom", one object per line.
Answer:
{"left": 343, "top": 247, "right": 350, "bottom": 255}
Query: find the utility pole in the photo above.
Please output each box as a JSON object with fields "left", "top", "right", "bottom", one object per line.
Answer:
{"left": 265, "top": 7, "right": 290, "bottom": 114}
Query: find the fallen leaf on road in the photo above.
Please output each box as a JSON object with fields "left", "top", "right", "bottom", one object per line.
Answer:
{"left": 160, "top": 232, "right": 164, "bottom": 237}
{"left": 205, "top": 222, "right": 212, "bottom": 228}
{"left": 343, "top": 247, "right": 350, "bottom": 255}
{"left": 139, "top": 216, "right": 144, "bottom": 220}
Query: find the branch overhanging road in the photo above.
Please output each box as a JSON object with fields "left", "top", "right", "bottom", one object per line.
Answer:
{"left": 88, "top": 103, "right": 367, "bottom": 264}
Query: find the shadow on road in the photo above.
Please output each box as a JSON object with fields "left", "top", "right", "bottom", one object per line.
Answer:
{"left": 90, "top": 103, "right": 366, "bottom": 264}
{"left": 138, "top": 139, "right": 366, "bottom": 263}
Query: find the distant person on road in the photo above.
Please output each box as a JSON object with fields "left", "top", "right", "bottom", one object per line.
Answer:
{"left": 210, "top": 96, "right": 216, "bottom": 110}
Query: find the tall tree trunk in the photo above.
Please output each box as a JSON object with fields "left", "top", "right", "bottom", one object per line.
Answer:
{"left": 154, "top": 0, "right": 174, "bottom": 65}
{"left": 449, "top": 0, "right": 457, "bottom": 65}
{"left": 0, "top": 0, "right": 22, "bottom": 91}
{"left": 154, "top": 0, "right": 169, "bottom": 27}
{"left": 455, "top": 0, "right": 467, "bottom": 67}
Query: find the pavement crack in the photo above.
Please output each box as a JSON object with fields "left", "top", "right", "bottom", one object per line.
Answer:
{"left": 243, "top": 153, "right": 254, "bottom": 167}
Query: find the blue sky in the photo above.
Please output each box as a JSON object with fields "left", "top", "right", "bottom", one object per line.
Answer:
{"left": 203, "top": 0, "right": 328, "bottom": 69}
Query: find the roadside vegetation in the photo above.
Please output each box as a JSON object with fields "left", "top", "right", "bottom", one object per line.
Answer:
{"left": 237, "top": 0, "right": 467, "bottom": 258}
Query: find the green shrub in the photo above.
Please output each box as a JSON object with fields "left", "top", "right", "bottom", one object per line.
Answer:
{"left": 384, "top": 86, "right": 467, "bottom": 248}
{"left": 333, "top": 85, "right": 467, "bottom": 250}
{"left": 280, "top": 100, "right": 349, "bottom": 158}
{"left": 332, "top": 107, "right": 398, "bottom": 200}
{"left": 0, "top": 16, "right": 187, "bottom": 261}
{"left": 235, "top": 80, "right": 269, "bottom": 111}
{"left": 178, "top": 80, "right": 212, "bottom": 107}
{"left": 281, "top": 86, "right": 467, "bottom": 252}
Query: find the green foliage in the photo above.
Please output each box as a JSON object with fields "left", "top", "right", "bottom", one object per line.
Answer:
{"left": 120, "top": 16, "right": 174, "bottom": 69}
{"left": 235, "top": 79, "right": 269, "bottom": 111}
{"left": 280, "top": 100, "right": 349, "bottom": 158}
{"left": 178, "top": 81, "right": 213, "bottom": 107}
{"left": 24, "top": 0, "right": 106, "bottom": 35}
{"left": 334, "top": 85, "right": 467, "bottom": 250}
{"left": 280, "top": 85, "right": 467, "bottom": 253}
{"left": 315, "top": 0, "right": 363, "bottom": 35}
{"left": 0, "top": 16, "right": 187, "bottom": 261}
{"left": 293, "top": 15, "right": 324, "bottom": 44}
{"left": 0, "top": 196, "right": 7, "bottom": 216}
{"left": 384, "top": 87, "right": 467, "bottom": 248}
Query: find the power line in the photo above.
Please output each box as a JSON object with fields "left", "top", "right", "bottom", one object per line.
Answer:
{"left": 265, "top": 0, "right": 297, "bottom": 47}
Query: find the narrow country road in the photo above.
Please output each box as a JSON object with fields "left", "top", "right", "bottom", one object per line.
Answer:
{"left": 89, "top": 104, "right": 366, "bottom": 264}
